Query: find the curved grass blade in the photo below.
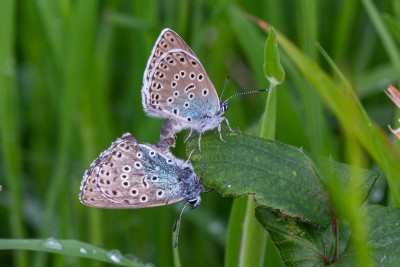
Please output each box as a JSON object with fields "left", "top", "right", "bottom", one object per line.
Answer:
{"left": 0, "top": 238, "right": 147, "bottom": 267}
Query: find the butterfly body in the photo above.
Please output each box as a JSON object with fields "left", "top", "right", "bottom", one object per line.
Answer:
{"left": 79, "top": 132, "right": 204, "bottom": 209}
{"left": 142, "top": 29, "right": 231, "bottom": 149}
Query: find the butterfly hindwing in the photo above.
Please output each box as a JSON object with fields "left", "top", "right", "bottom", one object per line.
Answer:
{"left": 80, "top": 133, "right": 187, "bottom": 209}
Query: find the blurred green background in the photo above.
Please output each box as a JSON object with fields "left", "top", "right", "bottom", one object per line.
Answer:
{"left": 0, "top": 0, "right": 399, "bottom": 266}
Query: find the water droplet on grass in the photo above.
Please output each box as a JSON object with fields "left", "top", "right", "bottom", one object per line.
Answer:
{"left": 107, "top": 249, "right": 122, "bottom": 263}
{"left": 42, "top": 237, "right": 62, "bottom": 250}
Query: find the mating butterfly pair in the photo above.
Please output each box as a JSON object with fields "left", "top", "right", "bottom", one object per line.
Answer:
{"left": 80, "top": 28, "right": 263, "bottom": 246}
{"left": 80, "top": 28, "right": 237, "bottom": 210}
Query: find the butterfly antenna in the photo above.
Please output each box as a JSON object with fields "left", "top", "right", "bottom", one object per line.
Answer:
{"left": 223, "top": 89, "right": 268, "bottom": 104}
{"left": 219, "top": 74, "right": 231, "bottom": 100}
{"left": 173, "top": 201, "right": 189, "bottom": 248}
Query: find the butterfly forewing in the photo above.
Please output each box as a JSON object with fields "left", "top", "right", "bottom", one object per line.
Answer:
{"left": 80, "top": 133, "right": 186, "bottom": 209}
{"left": 141, "top": 28, "right": 232, "bottom": 150}
{"left": 144, "top": 50, "right": 220, "bottom": 125}
{"left": 144, "top": 29, "right": 195, "bottom": 85}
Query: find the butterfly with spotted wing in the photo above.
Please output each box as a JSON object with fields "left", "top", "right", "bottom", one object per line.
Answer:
{"left": 142, "top": 28, "right": 266, "bottom": 150}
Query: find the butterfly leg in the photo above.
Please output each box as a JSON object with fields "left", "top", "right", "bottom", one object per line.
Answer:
{"left": 184, "top": 128, "right": 193, "bottom": 143}
{"left": 225, "top": 118, "right": 235, "bottom": 133}
{"left": 218, "top": 121, "right": 227, "bottom": 143}
{"left": 198, "top": 131, "right": 203, "bottom": 152}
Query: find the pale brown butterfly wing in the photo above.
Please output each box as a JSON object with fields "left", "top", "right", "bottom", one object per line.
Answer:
{"left": 143, "top": 50, "right": 220, "bottom": 126}
{"left": 80, "top": 133, "right": 186, "bottom": 209}
{"left": 143, "top": 28, "right": 195, "bottom": 85}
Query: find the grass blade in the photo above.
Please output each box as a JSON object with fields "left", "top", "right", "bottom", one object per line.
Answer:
{"left": 0, "top": 1, "right": 28, "bottom": 266}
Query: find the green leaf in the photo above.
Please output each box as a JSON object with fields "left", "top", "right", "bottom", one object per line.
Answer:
{"left": 314, "top": 158, "right": 379, "bottom": 217}
{"left": 189, "top": 130, "right": 378, "bottom": 226}
{"left": 256, "top": 197, "right": 400, "bottom": 267}
{"left": 255, "top": 207, "right": 339, "bottom": 266}
{"left": 264, "top": 27, "right": 285, "bottom": 86}
{"left": 0, "top": 238, "right": 146, "bottom": 267}
{"left": 335, "top": 205, "right": 400, "bottom": 266}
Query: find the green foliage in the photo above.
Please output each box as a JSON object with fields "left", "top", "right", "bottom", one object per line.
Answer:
{"left": 336, "top": 205, "right": 400, "bottom": 266}
{"left": 256, "top": 207, "right": 338, "bottom": 267}
{"left": 264, "top": 28, "right": 285, "bottom": 86}
{"left": 188, "top": 131, "right": 378, "bottom": 226}
{"left": 1, "top": 1, "right": 399, "bottom": 267}
{"left": 188, "top": 130, "right": 380, "bottom": 266}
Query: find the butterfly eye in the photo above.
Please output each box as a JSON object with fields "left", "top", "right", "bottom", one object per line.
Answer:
{"left": 188, "top": 197, "right": 200, "bottom": 207}
{"left": 188, "top": 199, "right": 197, "bottom": 205}
{"left": 222, "top": 102, "right": 229, "bottom": 112}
